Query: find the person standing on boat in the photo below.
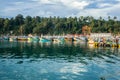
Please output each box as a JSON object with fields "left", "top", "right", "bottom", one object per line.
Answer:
{"left": 116, "top": 37, "right": 119, "bottom": 47}
{"left": 103, "top": 37, "right": 106, "bottom": 47}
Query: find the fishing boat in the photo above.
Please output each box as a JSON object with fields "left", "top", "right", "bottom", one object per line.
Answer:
{"left": 33, "top": 36, "right": 39, "bottom": 42}
{"left": 39, "top": 37, "right": 51, "bottom": 42}
{"left": 28, "top": 36, "right": 40, "bottom": 42}
{"left": 9, "top": 36, "right": 17, "bottom": 41}
{"left": 112, "top": 41, "right": 117, "bottom": 47}
{"left": 53, "top": 37, "right": 65, "bottom": 43}
{"left": 17, "top": 36, "right": 28, "bottom": 41}
{"left": 3, "top": 36, "right": 9, "bottom": 40}
{"left": 73, "top": 37, "right": 80, "bottom": 41}
{"left": 74, "top": 36, "right": 88, "bottom": 42}
{"left": 104, "top": 39, "right": 112, "bottom": 47}
{"left": 65, "top": 37, "right": 73, "bottom": 42}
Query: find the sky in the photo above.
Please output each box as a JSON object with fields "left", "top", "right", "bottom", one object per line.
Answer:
{"left": 0, "top": 0, "right": 120, "bottom": 19}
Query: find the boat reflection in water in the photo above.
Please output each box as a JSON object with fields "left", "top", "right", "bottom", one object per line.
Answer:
{"left": 0, "top": 41, "right": 120, "bottom": 80}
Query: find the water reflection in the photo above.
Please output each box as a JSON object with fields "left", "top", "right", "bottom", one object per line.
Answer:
{"left": 0, "top": 41, "right": 120, "bottom": 80}
{"left": 0, "top": 41, "right": 120, "bottom": 63}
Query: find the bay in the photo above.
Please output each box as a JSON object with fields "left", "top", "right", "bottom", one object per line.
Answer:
{"left": 0, "top": 41, "right": 120, "bottom": 80}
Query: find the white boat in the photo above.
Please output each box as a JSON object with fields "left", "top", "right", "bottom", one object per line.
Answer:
{"left": 9, "top": 37, "right": 17, "bottom": 41}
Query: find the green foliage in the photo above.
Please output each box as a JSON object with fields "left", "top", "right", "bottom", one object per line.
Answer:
{"left": 0, "top": 14, "right": 120, "bottom": 35}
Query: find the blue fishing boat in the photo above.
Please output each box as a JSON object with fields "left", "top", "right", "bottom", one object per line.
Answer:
{"left": 3, "top": 36, "right": 9, "bottom": 41}
{"left": 33, "top": 36, "right": 39, "bottom": 42}
{"left": 39, "top": 37, "right": 51, "bottom": 42}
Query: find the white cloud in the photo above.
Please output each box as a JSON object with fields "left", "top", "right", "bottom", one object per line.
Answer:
{"left": 73, "top": 1, "right": 120, "bottom": 19}
{"left": 33, "top": 0, "right": 60, "bottom": 4}
{"left": 0, "top": 0, "right": 120, "bottom": 19}
{"left": 40, "top": 0, "right": 52, "bottom": 4}
{"left": 12, "top": 1, "right": 24, "bottom": 5}
{"left": 116, "top": 0, "right": 120, "bottom": 1}
{"left": 98, "top": 3, "right": 112, "bottom": 8}
{"left": 71, "top": 1, "right": 89, "bottom": 9}
{"left": 107, "top": 3, "right": 120, "bottom": 19}
{"left": 31, "top": 0, "right": 39, "bottom": 1}
{"left": 33, "top": 0, "right": 90, "bottom": 9}
{"left": 60, "top": 0, "right": 89, "bottom": 10}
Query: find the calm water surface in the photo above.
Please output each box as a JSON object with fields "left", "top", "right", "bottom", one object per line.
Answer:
{"left": 0, "top": 41, "right": 120, "bottom": 80}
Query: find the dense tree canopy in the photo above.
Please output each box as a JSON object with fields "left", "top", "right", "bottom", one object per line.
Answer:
{"left": 0, "top": 14, "right": 120, "bottom": 35}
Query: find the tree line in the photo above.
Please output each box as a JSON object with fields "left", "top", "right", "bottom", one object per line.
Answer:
{"left": 0, "top": 14, "right": 120, "bottom": 35}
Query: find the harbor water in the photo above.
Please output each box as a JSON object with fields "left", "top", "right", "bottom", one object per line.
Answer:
{"left": 0, "top": 41, "right": 120, "bottom": 80}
